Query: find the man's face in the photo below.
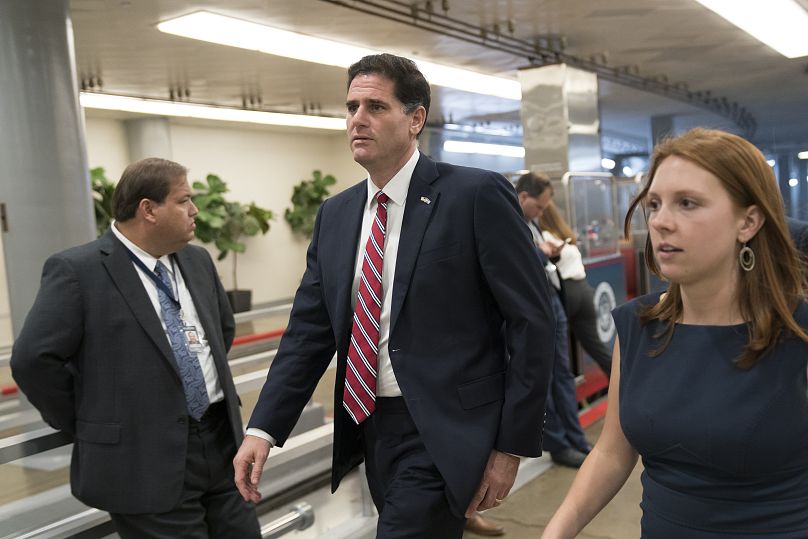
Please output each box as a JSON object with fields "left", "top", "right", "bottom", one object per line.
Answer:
{"left": 519, "top": 189, "right": 552, "bottom": 221}
{"left": 346, "top": 73, "right": 425, "bottom": 179}
{"left": 151, "top": 176, "right": 198, "bottom": 252}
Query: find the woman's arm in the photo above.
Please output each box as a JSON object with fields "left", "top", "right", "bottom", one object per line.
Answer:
{"left": 541, "top": 338, "right": 639, "bottom": 538}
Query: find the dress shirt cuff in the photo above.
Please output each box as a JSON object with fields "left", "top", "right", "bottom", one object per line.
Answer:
{"left": 245, "top": 428, "right": 276, "bottom": 447}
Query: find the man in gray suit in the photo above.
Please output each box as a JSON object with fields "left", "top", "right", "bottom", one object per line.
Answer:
{"left": 11, "top": 158, "right": 259, "bottom": 538}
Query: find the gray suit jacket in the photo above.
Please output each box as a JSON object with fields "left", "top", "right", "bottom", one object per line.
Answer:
{"left": 11, "top": 230, "right": 239, "bottom": 514}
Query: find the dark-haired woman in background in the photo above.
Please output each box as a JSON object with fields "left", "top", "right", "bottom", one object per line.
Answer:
{"left": 543, "top": 128, "right": 808, "bottom": 538}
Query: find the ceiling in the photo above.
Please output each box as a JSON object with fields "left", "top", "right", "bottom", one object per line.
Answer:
{"left": 69, "top": 0, "right": 808, "bottom": 155}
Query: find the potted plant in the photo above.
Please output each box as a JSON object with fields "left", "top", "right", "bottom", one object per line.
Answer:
{"left": 285, "top": 170, "right": 337, "bottom": 238}
{"left": 90, "top": 167, "right": 115, "bottom": 237}
{"left": 192, "top": 173, "right": 274, "bottom": 312}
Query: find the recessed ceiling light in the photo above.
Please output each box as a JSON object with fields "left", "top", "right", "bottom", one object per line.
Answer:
{"left": 694, "top": 0, "right": 808, "bottom": 58}
{"left": 157, "top": 11, "right": 521, "bottom": 100}
{"left": 601, "top": 158, "right": 616, "bottom": 170}
{"left": 80, "top": 93, "right": 346, "bottom": 130}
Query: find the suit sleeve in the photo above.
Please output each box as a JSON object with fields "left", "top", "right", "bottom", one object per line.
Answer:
{"left": 209, "top": 250, "right": 235, "bottom": 350}
{"left": 473, "top": 174, "right": 556, "bottom": 456}
{"left": 247, "top": 202, "right": 338, "bottom": 446}
{"left": 10, "top": 255, "right": 84, "bottom": 434}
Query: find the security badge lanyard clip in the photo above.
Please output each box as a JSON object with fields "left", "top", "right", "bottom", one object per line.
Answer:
{"left": 125, "top": 250, "right": 204, "bottom": 353}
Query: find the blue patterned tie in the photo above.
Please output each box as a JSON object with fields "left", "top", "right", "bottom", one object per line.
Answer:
{"left": 154, "top": 261, "right": 209, "bottom": 420}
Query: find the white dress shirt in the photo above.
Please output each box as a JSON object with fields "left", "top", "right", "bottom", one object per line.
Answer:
{"left": 351, "top": 148, "right": 419, "bottom": 396}
{"left": 111, "top": 223, "right": 224, "bottom": 404}
{"left": 528, "top": 221, "right": 562, "bottom": 290}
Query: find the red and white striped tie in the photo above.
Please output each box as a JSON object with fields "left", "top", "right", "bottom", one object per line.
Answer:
{"left": 343, "top": 191, "right": 389, "bottom": 424}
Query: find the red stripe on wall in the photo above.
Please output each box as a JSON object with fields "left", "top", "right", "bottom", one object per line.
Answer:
{"left": 232, "top": 328, "right": 286, "bottom": 346}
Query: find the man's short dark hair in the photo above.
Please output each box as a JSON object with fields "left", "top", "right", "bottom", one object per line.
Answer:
{"left": 112, "top": 158, "right": 188, "bottom": 222}
{"left": 515, "top": 171, "right": 553, "bottom": 197}
{"left": 347, "top": 53, "right": 431, "bottom": 122}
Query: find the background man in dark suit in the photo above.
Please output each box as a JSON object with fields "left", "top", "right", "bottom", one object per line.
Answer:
{"left": 233, "top": 54, "right": 556, "bottom": 538}
{"left": 11, "top": 158, "right": 259, "bottom": 538}
{"left": 787, "top": 216, "right": 808, "bottom": 254}
{"left": 516, "top": 173, "right": 590, "bottom": 469}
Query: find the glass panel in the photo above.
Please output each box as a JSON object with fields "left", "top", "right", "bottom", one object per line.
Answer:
{"left": 568, "top": 175, "right": 619, "bottom": 260}
{"left": 616, "top": 176, "right": 646, "bottom": 238}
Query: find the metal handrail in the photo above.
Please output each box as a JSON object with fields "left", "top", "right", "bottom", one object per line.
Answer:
{"left": 0, "top": 427, "right": 71, "bottom": 466}
{"left": 234, "top": 302, "right": 293, "bottom": 324}
{"left": 262, "top": 503, "right": 315, "bottom": 538}
{"left": 0, "top": 345, "right": 279, "bottom": 440}
{"left": 0, "top": 300, "right": 293, "bottom": 368}
{"left": 7, "top": 502, "right": 314, "bottom": 539}
{"left": 0, "top": 357, "right": 277, "bottom": 465}
{"left": 0, "top": 425, "right": 332, "bottom": 537}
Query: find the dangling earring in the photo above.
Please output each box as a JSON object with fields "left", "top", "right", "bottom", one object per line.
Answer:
{"left": 739, "top": 242, "right": 755, "bottom": 272}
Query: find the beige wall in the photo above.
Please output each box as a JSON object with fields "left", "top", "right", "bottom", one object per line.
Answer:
{"left": 84, "top": 114, "right": 365, "bottom": 304}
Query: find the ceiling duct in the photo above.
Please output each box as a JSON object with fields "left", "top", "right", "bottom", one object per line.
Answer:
{"left": 319, "top": 0, "right": 757, "bottom": 137}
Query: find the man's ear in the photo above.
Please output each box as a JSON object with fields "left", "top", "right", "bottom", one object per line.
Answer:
{"left": 139, "top": 198, "right": 159, "bottom": 224}
{"left": 410, "top": 106, "right": 426, "bottom": 136}
{"left": 738, "top": 204, "right": 764, "bottom": 243}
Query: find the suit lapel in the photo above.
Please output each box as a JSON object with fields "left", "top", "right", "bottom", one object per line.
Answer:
{"left": 332, "top": 182, "right": 367, "bottom": 347}
{"left": 174, "top": 249, "right": 231, "bottom": 381}
{"left": 389, "top": 155, "right": 438, "bottom": 334}
{"left": 174, "top": 249, "right": 216, "bottom": 349}
{"left": 100, "top": 231, "right": 179, "bottom": 376}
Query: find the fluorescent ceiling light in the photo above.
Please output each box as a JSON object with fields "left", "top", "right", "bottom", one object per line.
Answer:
{"left": 693, "top": 0, "right": 808, "bottom": 58}
{"left": 443, "top": 123, "right": 519, "bottom": 137}
{"left": 443, "top": 140, "right": 525, "bottom": 158}
{"left": 79, "top": 93, "right": 346, "bottom": 130}
{"left": 158, "top": 11, "right": 521, "bottom": 100}
{"left": 798, "top": 151, "right": 808, "bottom": 159}
{"left": 601, "top": 158, "right": 616, "bottom": 170}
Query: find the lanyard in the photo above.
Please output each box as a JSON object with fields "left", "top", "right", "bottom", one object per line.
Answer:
{"left": 125, "top": 249, "right": 181, "bottom": 310}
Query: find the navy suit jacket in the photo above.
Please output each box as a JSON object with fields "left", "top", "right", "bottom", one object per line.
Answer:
{"left": 248, "top": 154, "right": 556, "bottom": 513}
{"left": 11, "top": 230, "right": 240, "bottom": 514}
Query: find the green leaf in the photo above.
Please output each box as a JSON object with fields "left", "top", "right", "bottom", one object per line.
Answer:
{"left": 89, "top": 166, "right": 116, "bottom": 237}
{"left": 189, "top": 172, "right": 274, "bottom": 280}
{"left": 284, "top": 169, "right": 338, "bottom": 238}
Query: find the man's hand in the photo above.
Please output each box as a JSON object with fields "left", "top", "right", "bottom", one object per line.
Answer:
{"left": 465, "top": 449, "right": 520, "bottom": 517}
{"left": 233, "top": 435, "right": 271, "bottom": 503}
{"left": 538, "top": 241, "right": 563, "bottom": 259}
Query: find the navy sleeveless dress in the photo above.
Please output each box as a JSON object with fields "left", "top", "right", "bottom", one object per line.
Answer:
{"left": 613, "top": 295, "right": 808, "bottom": 538}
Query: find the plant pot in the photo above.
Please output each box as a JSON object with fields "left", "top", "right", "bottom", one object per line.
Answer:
{"left": 226, "top": 289, "right": 252, "bottom": 313}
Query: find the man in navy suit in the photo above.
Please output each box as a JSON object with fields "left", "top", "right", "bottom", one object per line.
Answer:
{"left": 234, "top": 54, "right": 555, "bottom": 537}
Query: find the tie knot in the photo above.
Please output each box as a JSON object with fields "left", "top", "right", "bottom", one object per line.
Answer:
{"left": 154, "top": 260, "right": 173, "bottom": 288}
{"left": 376, "top": 191, "right": 389, "bottom": 205}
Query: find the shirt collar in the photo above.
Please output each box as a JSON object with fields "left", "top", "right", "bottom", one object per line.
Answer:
{"left": 365, "top": 149, "right": 420, "bottom": 210}
{"left": 111, "top": 221, "right": 174, "bottom": 274}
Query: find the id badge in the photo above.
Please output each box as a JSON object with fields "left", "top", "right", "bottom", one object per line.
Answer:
{"left": 182, "top": 325, "right": 204, "bottom": 353}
